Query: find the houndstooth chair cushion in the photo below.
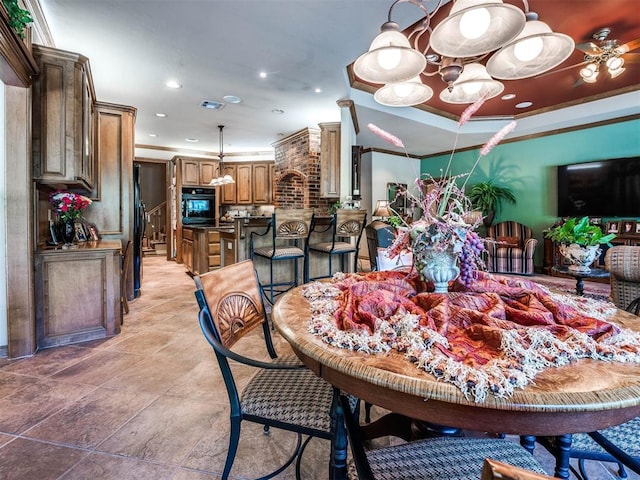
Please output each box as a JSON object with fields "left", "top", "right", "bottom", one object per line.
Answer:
{"left": 241, "top": 354, "right": 334, "bottom": 433}
{"left": 569, "top": 417, "right": 640, "bottom": 458}
{"left": 365, "top": 437, "right": 547, "bottom": 480}
{"left": 253, "top": 246, "right": 305, "bottom": 258}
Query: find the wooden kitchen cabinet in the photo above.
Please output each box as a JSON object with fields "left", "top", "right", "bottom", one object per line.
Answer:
{"left": 35, "top": 241, "right": 122, "bottom": 348}
{"left": 319, "top": 122, "right": 341, "bottom": 198}
{"left": 180, "top": 158, "right": 218, "bottom": 186}
{"left": 182, "top": 227, "right": 221, "bottom": 274}
{"left": 32, "top": 45, "right": 96, "bottom": 191}
{"left": 221, "top": 164, "right": 237, "bottom": 204}
{"left": 220, "top": 161, "right": 274, "bottom": 205}
{"left": 252, "top": 163, "right": 271, "bottom": 204}
{"left": 236, "top": 164, "right": 253, "bottom": 204}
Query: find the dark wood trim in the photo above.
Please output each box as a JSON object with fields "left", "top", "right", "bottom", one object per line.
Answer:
{"left": 136, "top": 143, "right": 273, "bottom": 159}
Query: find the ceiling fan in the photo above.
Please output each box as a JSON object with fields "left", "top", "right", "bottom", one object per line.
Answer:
{"left": 533, "top": 28, "right": 639, "bottom": 83}
{"left": 574, "top": 28, "right": 640, "bottom": 83}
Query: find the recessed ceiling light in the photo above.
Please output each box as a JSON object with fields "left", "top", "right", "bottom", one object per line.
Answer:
{"left": 222, "top": 95, "right": 242, "bottom": 104}
{"left": 314, "top": 88, "right": 322, "bottom": 94}
{"left": 165, "top": 80, "right": 182, "bottom": 89}
{"left": 501, "top": 93, "right": 516, "bottom": 100}
{"left": 148, "top": 133, "right": 158, "bottom": 137}
{"left": 515, "top": 101, "right": 533, "bottom": 109}
{"left": 201, "top": 100, "right": 225, "bottom": 110}
{"left": 259, "top": 71, "right": 267, "bottom": 79}
{"left": 155, "top": 112, "right": 167, "bottom": 118}
{"left": 272, "top": 109, "right": 285, "bottom": 114}
{"left": 185, "top": 138, "right": 198, "bottom": 143}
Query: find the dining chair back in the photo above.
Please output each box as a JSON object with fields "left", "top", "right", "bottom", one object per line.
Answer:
{"left": 339, "top": 394, "right": 548, "bottom": 480}
{"left": 306, "top": 209, "right": 367, "bottom": 281}
{"left": 194, "top": 260, "right": 334, "bottom": 480}
{"left": 250, "top": 208, "right": 314, "bottom": 303}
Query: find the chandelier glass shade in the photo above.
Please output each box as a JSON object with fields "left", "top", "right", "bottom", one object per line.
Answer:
{"left": 486, "top": 15, "right": 575, "bottom": 80}
{"left": 353, "top": 23, "right": 427, "bottom": 84}
{"left": 439, "top": 63, "right": 504, "bottom": 104}
{"left": 429, "top": 0, "right": 526, "bottom": 58}
{"left": 374, "top": 76, "right": 434, "bottom": 106}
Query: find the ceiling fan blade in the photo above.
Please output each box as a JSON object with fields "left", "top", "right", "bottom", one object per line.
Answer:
{"left": 576, "top": 41, "right": 602, "bottom": 55}
{"left": 624, "top": 53, "right": 640, "bottom": 63}
{"left": 534, "top": 61, "right": 587, "bottom": 79}
{"left": 618, "top": 38, "right": 640, "bottom": 54}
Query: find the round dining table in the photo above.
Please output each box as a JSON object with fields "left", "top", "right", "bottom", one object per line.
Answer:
{"left": 272, "top": 285, "right": 640, "bottom": 480}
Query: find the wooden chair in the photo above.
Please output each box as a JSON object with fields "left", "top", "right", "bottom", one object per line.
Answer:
{"left": 250, "top": 208, "right": 314, "bottom": 303}
{"left": 481, "top": 459, "right": 556, "bottom": 480}
{"left": 194, "top": 260, "right": 334, "bottom": 480}
{"left": 485, "top": 221, "right": 537, "bottom": 275}
{"left": 306, "top": 209, "right": 367, "bottom": 281}
{"left": 605, "top": 245, "right": 640, "bottom": 311}
{"left": 339, "top": 395, "right": 549, "bottom": 480}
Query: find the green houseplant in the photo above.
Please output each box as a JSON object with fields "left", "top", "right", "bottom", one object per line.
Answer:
{"left": 545, "top": 216, "right": 616, "bottom": 272}
{"left": 2, "top": 0, "right": 32, "bottom": 39}
{"left": 467, "top": 180, "right": 516, "bottom": 227}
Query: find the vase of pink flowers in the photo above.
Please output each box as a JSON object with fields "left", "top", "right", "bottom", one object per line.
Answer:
{"left": 49, "top": 191, "right": 92, "bottom": 246}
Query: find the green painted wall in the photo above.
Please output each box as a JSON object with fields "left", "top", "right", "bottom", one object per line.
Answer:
{"left": 420, "top": 118, "right": 640, "bottom": 268}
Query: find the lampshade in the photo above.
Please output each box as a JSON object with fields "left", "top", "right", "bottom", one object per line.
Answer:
{"left": 353, "top": 22, "right": 427, "bottom": 84}
{"left": 486, "top": 14, "right": 575, "bottom": 80}
{"left": 439, "top": 63, "right": 504, "bottom": 104}
{"left": 429, "top": 0, "right": 526, "bottom": 58}
{"left": 373, "top": 200, "right": 393, "bottom": 218}
{"left": 374, "top": 76, "right": 434, "bottom": 106}
{"left": 580, "top": 63, "right": 599, "bottom": 83}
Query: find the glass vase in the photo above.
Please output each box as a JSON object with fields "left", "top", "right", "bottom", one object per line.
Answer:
{"left": 61, "top": 218, "right": 76, "bottom": 247}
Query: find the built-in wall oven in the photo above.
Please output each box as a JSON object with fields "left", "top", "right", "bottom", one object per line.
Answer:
{"left": 181, "top": 187, "right": 216, "bottom": 225}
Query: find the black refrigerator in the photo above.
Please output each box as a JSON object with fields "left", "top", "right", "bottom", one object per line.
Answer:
{"left": 133, "top": 164, "right": 145, "bottom": 298}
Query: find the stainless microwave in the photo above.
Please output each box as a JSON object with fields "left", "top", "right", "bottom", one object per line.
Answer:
{"left": 181, "top": 188, "right": 216, "bottom": 225}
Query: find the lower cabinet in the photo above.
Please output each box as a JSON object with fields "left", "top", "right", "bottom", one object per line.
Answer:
{"left": 182, "top": 227, "right": 221, "bottom": 274}
{"left": 35, "top": 243, "right": 122, "bottom": 349}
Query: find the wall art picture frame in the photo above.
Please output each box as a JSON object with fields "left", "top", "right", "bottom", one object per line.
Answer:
{"left": 622, "top": 221, "right": 635, "bottom": 234}
{"left": 606, "top": 221, "right": 620, "bottom": 234}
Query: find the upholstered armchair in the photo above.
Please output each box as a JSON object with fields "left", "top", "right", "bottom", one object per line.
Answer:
{"left": 605, "top": 245, "right": 640, "bottom": 311}
{"left": 485, "top": 221, "right": 538, "bottom": 275}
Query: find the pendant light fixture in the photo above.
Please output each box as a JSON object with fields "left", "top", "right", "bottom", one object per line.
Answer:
{"left": 439, "top": 63, "right": 504, "bottom": 104}
{"left": 209, "top": 125, "right": 235, "bottom": 186}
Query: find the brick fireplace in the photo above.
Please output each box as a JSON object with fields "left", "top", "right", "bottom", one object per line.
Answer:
{"left": 272, "top": 128, "right": 334, "bottom": 212}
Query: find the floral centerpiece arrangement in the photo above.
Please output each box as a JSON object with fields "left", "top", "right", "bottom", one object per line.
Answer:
{"left": 371, "top": 94, "right": 517, "bottom": 290}
{"left": 49, "top": 191, "right": 92, "bottom": 222}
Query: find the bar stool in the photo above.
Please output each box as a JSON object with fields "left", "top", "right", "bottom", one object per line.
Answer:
{"left": 306, "top": 209, "right": 367, "bottom": 281}
{"left": 250, "top": 208, "right": 314, "bottom": 303}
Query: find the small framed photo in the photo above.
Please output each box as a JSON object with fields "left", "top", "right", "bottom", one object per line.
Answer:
{"left": 636, "top": 223, "right": 640, "bottom": 234}
{"left": 86, "top": 224, "right": 100, "bottom": 241}
{"left": 74, "top": 221, "right": 88, "bottom": 242}
{"left": 622, "top": 221, "right": 635, "bottom": 234}
{"left": 606, "top": 221, "right": 620, "bottom": 234}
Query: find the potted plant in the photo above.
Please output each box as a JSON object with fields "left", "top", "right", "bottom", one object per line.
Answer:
{"left": 467, "top": 180, "right": 516, "bottom": 227}
{"left": 545, "top": 216, "right": 616, "bottom": 271}
{"left": 2, "top": 0, "right": 32, "bottom": 39}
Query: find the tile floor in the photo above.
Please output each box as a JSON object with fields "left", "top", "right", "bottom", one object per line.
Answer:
{"left": 0, "top": 256, "right": 636, "bottom": 480}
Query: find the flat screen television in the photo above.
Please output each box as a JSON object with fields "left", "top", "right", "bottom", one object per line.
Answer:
{"left": 557, "top": 157, "right": 640, "bottom": 217}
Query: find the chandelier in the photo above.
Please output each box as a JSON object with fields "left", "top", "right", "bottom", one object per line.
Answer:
{"left": 209, "top": 125, "right": 235, "bottom": 186}
{"left": 353, "top": 0, "right": 575, "bottom": 107}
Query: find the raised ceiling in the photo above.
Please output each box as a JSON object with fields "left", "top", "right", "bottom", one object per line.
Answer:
{"left": 351, "top": 0, "right": 640, "bottom": 120}
{"left": 37, "top": 0, "right": 640, "bottom": 158}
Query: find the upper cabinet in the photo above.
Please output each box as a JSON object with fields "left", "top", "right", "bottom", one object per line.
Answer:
{"left": 319, "top": 122, "right": 340, "bottom": 198}
{"left": 32, "top": 45, "right": 96, "bottom": 191}
{"left": 220, "top": 161, "right": 273, "bottom": 205}
{"left": 179, "top": 157, "right": 218, "bottom": 186}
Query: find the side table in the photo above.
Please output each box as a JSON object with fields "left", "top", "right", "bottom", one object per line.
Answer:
{"left": 551, "top": 265, "right": 610, "bottom": 296}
